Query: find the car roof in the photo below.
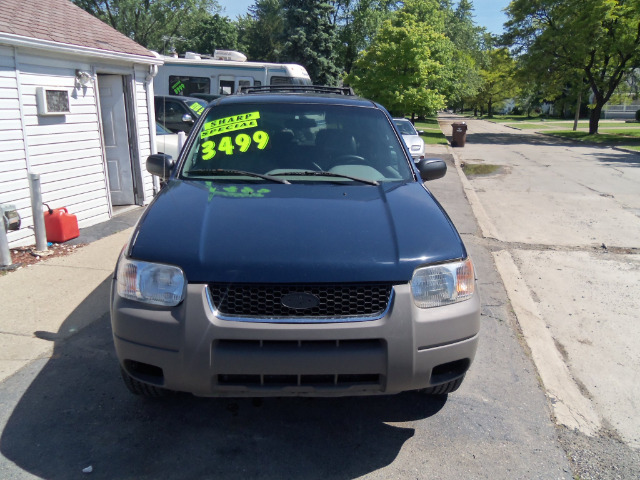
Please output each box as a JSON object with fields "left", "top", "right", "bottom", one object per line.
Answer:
{"left": 213, "top": 93, "right": 377, "bottom": 108}
{"left": 155, "top": 95, "right": 206, "bottom": 102}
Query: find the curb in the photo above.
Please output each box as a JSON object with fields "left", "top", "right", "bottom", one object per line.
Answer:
{"left": 444, "top": 145, "right": 501, "bottom": 240}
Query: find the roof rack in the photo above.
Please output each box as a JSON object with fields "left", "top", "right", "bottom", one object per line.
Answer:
{"left": 237, "top": 85, "right": 355, "bottom": 96}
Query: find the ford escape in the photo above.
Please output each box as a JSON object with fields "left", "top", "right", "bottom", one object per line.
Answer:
{"left": 110, "top": 85, "right": 480, "bottom": 398}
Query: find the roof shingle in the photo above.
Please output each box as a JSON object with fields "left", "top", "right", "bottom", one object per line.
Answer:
{"left": 0, "top": 0, "right": 155, "bottom": 58}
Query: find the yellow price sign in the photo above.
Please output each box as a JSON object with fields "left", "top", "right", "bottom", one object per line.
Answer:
{"left": 201, "top": 111, "right": 261, "bottom": 139}
{"left": 201, "top": 130, "right": 270, "bottom": 160}
{"left": 190, "top": 103, "right": 205, "bottom": 115}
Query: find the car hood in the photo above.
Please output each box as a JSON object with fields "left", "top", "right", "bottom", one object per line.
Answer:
{"left": 130, "top": 179, "right": 465, "bottom": 283}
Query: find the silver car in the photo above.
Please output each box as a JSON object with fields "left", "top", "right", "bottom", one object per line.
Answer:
{"left": 155, "top": 122, "right": 184, "bottom": 159}
{"left": 393, "top": 118, "right": 425, "bottom": 161}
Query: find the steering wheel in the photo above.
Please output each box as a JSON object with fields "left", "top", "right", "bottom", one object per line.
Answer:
{"left": 334, "top": 155, "right": 366, "bottom": 164}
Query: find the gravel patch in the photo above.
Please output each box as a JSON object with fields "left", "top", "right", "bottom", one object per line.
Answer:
{"left": 558, "top": 426, "right": 640, "bottom": 479}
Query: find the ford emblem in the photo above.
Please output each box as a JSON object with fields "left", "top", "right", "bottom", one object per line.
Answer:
{"left": 281, "top": 292, "right": 319, "bottom": 310}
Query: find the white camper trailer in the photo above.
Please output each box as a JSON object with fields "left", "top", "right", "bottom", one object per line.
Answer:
{"left": 154, "top": 50, "right": 312, "bottom": 98}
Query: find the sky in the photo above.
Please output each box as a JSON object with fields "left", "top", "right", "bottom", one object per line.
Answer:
{"left": 219, "top": 0, "right": 511, "bottom": 36}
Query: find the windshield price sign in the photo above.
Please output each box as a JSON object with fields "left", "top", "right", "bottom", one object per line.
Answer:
{"left": 201, "top": 112, "right": 261, "bottom": 139}
{"left": 201, "top": 131, "right": 270, "bottom": 160}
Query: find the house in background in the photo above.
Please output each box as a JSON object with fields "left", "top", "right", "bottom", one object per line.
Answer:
{"left": 0, "top": 0, "right": 163, "bottom": 247}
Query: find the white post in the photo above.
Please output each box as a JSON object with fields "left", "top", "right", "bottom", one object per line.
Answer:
{"left": 0, "top": 219, "right": 11, "bottom": 267}
{"left": 28, "top": 173, "right": 48, "bottom": 252}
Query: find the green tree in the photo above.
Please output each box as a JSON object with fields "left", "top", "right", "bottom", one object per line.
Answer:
{"left": 239, "top": 0, "right": 286, "bottom": 61}
{"left": 345, "top": 0, "right": 456, "bottom": 117}
{"left": 175, "top": 14, "right": 238, "bottom": 54}
{"left": 442, "top": 0, "right": 484, "bottom": 111}
{"left": 72, "top": 0, "right": 220, "bottom": 52}
{"left": 281, "top": 0, "right": 341, "bottom": 84}
{"left": 331, "top": 0, "right": 396, "bottom": 73}
{"left": 474, "top": 48, "right": 519, "bottom": 116}
{"left": 505, "top": 0, "right": 640, "bottom": 134}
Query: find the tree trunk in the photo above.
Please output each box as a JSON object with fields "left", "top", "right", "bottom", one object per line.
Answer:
{"left": 487, "top": 99, "right": 493, "bottom": 118}
{"left": 573, "top": 90, "right": 582, "bottom": 132}
{"left": 589, "top": 103, "right": 603, "bottom": 135}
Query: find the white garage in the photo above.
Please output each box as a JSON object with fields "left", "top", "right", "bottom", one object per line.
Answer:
{"left": 0, "top": 0, "right": 163, "bottom": 247}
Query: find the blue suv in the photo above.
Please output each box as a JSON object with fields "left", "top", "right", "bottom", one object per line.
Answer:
{"left": 111, "top": 86, "right": 480, "bottom": 398}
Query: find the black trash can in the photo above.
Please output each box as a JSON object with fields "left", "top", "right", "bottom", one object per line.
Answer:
{"left": 451, "top": 122, "right": 467, "bottom": 147}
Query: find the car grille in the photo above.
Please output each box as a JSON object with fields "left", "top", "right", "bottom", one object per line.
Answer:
{"left": 213, "top": 339, "right": 386, "bottom": 390}
{"left": 208, "top": 283, "right": 393, "bottom": 319}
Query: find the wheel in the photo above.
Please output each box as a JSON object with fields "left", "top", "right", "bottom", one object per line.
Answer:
{"left": 120, "top": 367, "right": 169, "bottom": 398}
{"left": 334, "top": 154, "right": 366, "bottom": 164}
{"left": 420, "top": 375, "right": 465, "bottom": 396}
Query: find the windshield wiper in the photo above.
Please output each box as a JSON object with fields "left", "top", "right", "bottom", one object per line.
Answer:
{"left": 271, "top": 170, "right": 379, "bottom": 186}
{"left": 187, "top": 168, "right": 290, "bottom": 184}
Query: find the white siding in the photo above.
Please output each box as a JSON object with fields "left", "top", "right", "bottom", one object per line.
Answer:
{"left": 0, "top": 46, "right": 155, "bottom": 248}
{"left": 134, "top": 66, "right": 155, "bottom": 203}
{"left": 0, "top": 46, "right": 31, "bottom": 246}
{"left": 15, "top": 53, "right": 109, "bottom": 245}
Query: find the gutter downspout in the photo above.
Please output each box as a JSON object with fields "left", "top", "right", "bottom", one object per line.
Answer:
{"left": 146, "top": 55, "right": 160, "bottom": 195}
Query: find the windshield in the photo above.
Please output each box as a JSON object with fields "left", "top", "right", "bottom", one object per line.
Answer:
{"left": 394, "top": 119, "right": 418, "bottom": 136}
{"left": 181, "top": 103, "right": 413, "bottom": 183}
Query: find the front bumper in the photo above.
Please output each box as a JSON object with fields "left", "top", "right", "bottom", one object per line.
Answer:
{"left": 111, "top": 283, "right": 480, "bottom": 397}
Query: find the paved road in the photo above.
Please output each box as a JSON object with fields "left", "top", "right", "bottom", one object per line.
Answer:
{"left": 438, "top": 114, "right": 640, "bottom": 477}
{"left": 0, "top": 147, "right": 573, "bottom": 479}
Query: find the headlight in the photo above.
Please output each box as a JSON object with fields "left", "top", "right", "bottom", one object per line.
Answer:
{"left": 116, "top": 257, "right": 186, "bottom": 306}
{"left": 411, "top": 258, "right": 475, "bottom": 308}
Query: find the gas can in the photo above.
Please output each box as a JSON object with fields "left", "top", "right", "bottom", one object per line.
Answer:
{"left": 43, "top": 206, "right": 79, "bottom": 243}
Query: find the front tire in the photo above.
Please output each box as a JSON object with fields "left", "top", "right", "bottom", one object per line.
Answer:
{"left": 420, "top": 375, "right": 465, "bottom": 396}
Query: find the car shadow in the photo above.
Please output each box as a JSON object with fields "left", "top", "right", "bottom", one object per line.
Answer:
{"left": 1, "top": 278, "right": 447, "bottom": 479}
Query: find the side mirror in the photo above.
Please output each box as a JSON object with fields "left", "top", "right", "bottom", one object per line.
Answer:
{"left": 147, "top": 153, "right": 175, "bottom": 180}
{"left": 182, "top": 113, "right": 194, "bottom": 124}
{"left": 418, "top": 158, "right": 447, "bottom": 181}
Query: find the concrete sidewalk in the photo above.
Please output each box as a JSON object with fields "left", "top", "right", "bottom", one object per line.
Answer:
{"left": 438, "top": 114, "right": 640, "bottom": 474}
{"left": 0, "top": 207, "right": 143, "bottom": 383}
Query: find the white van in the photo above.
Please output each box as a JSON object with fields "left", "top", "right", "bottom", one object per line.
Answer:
{"left": 154, "top": 50, "right": 312, "bottom": 98}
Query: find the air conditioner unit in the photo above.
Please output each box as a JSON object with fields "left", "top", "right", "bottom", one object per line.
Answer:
{"left": 36, "top": 87, "right": 71, "bottom": 116}
{"left": 213, "top": 50, "right": 247, "bottom": 62}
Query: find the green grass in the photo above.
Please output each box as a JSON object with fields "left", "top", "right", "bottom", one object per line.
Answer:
{"left": 480, "top": 114, "right": 544, "bottom": 123}
{"left": 414, "top": 118, "right": 449, "bottom": 145}
{"left": 505, "top": 123, "right": 556, "bottom": 129}
{"left": 457, "top": 112, "right": 640, "bottom": 149}
{"left": 462, "top": 163, "right": 501, "bottom": 175}
{"left": 415, "top": 117, "right": 440, "bottom": 126}
{"left": 502, "top": 119, "right": 640, "bottom": 144}
{"left": 419, "top": 130, "right": 449, "bottom": 145}
{"left": 546, "top": 130, "right": 640, "bottom": 149}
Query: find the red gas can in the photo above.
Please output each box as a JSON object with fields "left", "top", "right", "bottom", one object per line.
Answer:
{"left": 43, "top": 206, "right": 80, "bottom": 243}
